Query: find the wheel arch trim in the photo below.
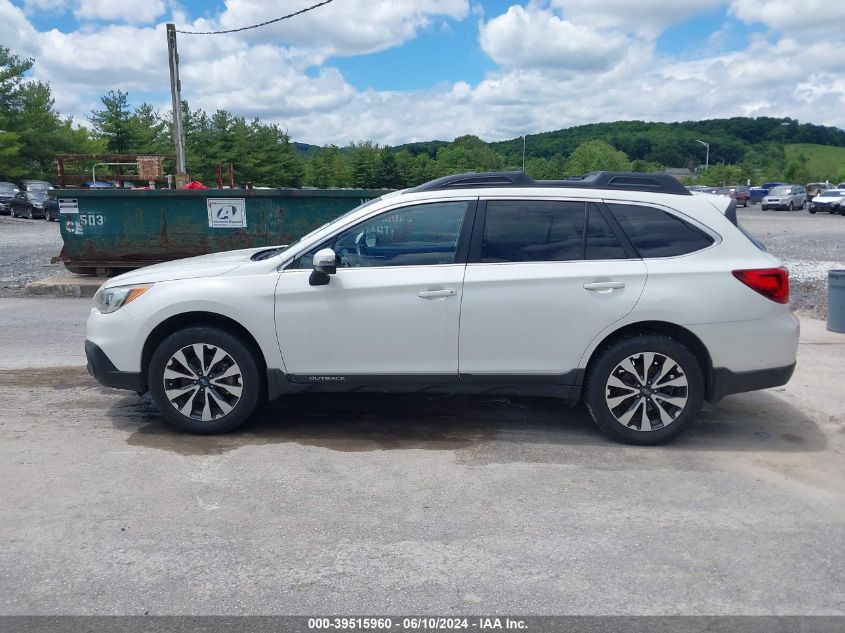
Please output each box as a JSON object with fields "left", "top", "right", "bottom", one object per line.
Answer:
{"left": 579, "top": 320, "right": 715, "bottom": 398}
{"left": 140, "top": 311, "right": 269, "bottom": 393}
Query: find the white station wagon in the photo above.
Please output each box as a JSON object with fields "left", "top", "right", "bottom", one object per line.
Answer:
{"left": 86, "top": 172, "right": 798, "bottom": 445}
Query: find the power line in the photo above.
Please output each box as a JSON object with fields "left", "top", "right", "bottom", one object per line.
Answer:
{"left": 176, "top": 0, "right": 336, "bottom": 35}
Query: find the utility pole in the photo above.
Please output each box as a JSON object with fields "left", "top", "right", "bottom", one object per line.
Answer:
{"left": 695, "top": 139, "right": 710, "bottom": 171}
{"left": 522, "top": 135, "right": 526, "bottom": 172}
{"left": 166, "top": 23, "right": 188, "bottom": 188}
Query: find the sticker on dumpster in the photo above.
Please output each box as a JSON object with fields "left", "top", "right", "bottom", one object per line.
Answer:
{"left": 207, "top": 198, "right": 246, "bottom": 228}
{"left": 59, "top": 199, "right": 79, "bottom": 214}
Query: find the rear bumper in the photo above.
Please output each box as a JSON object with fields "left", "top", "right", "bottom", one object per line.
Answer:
{"left": 708, "top": 363, "right": 796, "bottom": 403}
{"left": 85, "top": 340, "right": 145, "bottom": 392}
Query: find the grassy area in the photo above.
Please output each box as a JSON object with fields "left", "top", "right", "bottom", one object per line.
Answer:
{"left": 785, "top": 143, "right": 845, "bottom": 182}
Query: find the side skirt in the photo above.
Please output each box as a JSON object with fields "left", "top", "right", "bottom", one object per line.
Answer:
{"left": 266, "top": 369, "right": 583, "bottom": 402}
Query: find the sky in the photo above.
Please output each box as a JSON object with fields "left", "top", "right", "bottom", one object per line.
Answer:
{"left": 2, "top": 0, "right": 845, "bottom": 146}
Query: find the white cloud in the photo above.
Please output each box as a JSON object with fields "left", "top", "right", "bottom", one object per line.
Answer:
{"left": 21, "top": 0, "right": 69, "bottom": 12}
{"left": 479, "top": 5, "right": 628, "bottom": 72}
{"left": 551, "top": 0, "right": 723, "bottom": 37}
{"left": 729, "top": 0, "right": 845, "bottom": 32}
{"left": 195, "top": 0, "right": 470, "bottom": 60}
{"left": 0, "top": 0, "right": 40, "bottom": 57}
{"left": 74, "top": 0, "right": 166, "bottom": 24}
{"left": 3, "top": 0, "right": 845, "bottom": 149}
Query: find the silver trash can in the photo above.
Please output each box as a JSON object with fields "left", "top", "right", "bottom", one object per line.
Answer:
{"left": 828, "top": 269, "right": 845, "bottom": 333}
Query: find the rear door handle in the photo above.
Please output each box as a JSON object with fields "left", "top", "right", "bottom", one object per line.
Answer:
{"left": 583, "top": 281, "right": 625, "bottom": 291}
{"left": 418, "top": 289, "right": 457, "bottom": 300}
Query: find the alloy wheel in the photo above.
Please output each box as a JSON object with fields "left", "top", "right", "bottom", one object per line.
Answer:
{"left": 604, "top": 352, "right": 689, "bottom": 432}
{"left": 162, "top": 343, "right": 243, "bottom": 422}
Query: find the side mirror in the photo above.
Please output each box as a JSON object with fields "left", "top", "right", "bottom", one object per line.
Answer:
{"left": 313, "top": 248, "right": 337, "bottom": 274}
{"left": 309, "top": 248, "right": 336, "bottom": 286}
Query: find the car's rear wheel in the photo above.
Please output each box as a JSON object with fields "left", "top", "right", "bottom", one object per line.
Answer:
{"left": 149, "top": 326, "right": 263, "bottom": 434}
{"left": 585, "top": 335, "right": 704, "bottom": 445}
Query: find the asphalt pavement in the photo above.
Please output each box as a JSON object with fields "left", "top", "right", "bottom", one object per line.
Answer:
{"left": 0, "top": 296, "right": 843, "bottom": 615}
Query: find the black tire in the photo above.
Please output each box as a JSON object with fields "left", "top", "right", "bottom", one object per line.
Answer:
{"left": 584, "top": 334, "right": 704, "bottom": 445}
{"left": 148, "top": 326, "right": 263, "bottom": 434}
{"left": 10, "top": 206, "right": 16, "bottom": 218}
{"left": 26, "top": 207, "right": 34, "bottom": 219}
{"left": 809, "top": 209, "right": 816, "bottom": 214}
{"left": 787, "top": 201, "right": 794, "bottom": 211}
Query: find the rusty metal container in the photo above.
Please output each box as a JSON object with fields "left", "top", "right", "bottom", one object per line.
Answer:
{"left": 53, "top": 188, "right": 388, "bottom": 275}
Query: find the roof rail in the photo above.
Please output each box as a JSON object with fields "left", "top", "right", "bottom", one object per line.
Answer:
{"left": 410, "top": 171, "right": 691, "bottom": 195}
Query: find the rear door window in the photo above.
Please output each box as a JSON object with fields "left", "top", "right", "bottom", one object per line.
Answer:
{"left": 480, "top": 200, "right": 585, "bottom": 263}
{"left": 585, "top": 204, "right": 627, "bottom": 260}
{"left": 607, "top": 203, "right": 714, "bottom": 258}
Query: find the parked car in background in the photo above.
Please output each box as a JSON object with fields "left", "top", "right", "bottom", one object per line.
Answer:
{"left": 18, "top": 179, "right": 53, "bottom": 193}
{"left": 9, "top": 190, "right": 48, "bottom": 219}
{"left": 0, "top": 181, "right": 19, "bottom": 214}
{"left": 42, "top": 197, "right": 59, "bottom": 221}
{"left": 837, "top": 183, "right": 845, "bottom": 190}
{"left": 761, "top": 185, "right": 806, "bottom": 211}
{"left": 808, "top": 189, "right": 845, "bottom": 214}
{"left": 806, "top": 182, "right": 830, "bottom": 201}
{"left": 715, "top": 186, "right": 750, "bottom": 207}
{"left": 750, "top": 182, "right": 784, "bottom": 205}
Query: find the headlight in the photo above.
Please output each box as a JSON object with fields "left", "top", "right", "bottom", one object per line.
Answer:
{"left": 93, "top": 284, "right": 152, "bottom": 314}
{"left": 32, "top": 201, "right": 44, "bottom": 208}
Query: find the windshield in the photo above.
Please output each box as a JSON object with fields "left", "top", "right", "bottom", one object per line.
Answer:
{"left": 26, "top": 181, "right": 51, "bottom": 191}
{"left": 27, "top": 192, "right": 48, "bottom": 200}
{"left": 769, "top": 187, "right": 792, "bottom": 196}
{"left": 272, "top": 194, "right": 390, "bottom": 259}
{"left": 819, "top": 190, "right": 845, "bottom": 198}
{"left": 0, "top": 183, "right": 17, "bottom": 192}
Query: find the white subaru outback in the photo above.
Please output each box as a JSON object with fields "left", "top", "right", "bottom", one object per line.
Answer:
{"left": 86, "top": 171, "right": 799, "bottom": 445}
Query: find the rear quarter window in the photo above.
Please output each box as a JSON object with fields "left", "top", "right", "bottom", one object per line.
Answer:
{"left": 607, "top": 203, "right": 714, "bottom": 258}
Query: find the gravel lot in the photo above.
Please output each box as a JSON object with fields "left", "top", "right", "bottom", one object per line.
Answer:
{"left": 0, "top": 215, "right": 64, "bottom": 297}
{"left": 2, "top": 205, "right": 844, "bottom": 317}
{"left": 738, "top": 204, "right": 845, "bottom": 318}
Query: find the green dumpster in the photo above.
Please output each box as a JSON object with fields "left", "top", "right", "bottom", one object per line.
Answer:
{"left": 53, "top": 188, "right": 389, "bottom": 275}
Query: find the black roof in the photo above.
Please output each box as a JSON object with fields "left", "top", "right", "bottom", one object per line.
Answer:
{"left": 410, "top": 171, "right": 691, "bottom": 196}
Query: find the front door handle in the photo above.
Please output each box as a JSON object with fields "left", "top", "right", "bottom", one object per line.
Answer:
{"left": 418, "top": 289, "right": 457, "bottom": 300}
{"left": 583, "top": 281, "right": 625, "bottom": 292}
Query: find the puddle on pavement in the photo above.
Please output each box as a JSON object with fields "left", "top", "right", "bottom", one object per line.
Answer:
{"left": 121, "top": 394, "right": 585, "bottom": 456}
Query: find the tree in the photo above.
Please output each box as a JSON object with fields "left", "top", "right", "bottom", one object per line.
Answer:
{"left": 350, "top": 141, "right": 380, "bottom": 188}
{"left": 0, "top": 46, "right": 33, "bottom": 177}
{"left": 89, "top": 90, "right": 135, "bottom": 152}
{"left": 0, "top": 45, "right": 32, "bottom": 126}
{"left": 564, "top": 140, "right": 629, "bottom": 175}
{"left": 129, "top": 103, "right": 169, "bottom": 155}
{"left": 378, "top": 148, "right": 401, "bottom": 188}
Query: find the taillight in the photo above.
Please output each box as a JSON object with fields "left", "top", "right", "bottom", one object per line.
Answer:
{"left": 732, "top": 267, "right": 789, "bottom": 304}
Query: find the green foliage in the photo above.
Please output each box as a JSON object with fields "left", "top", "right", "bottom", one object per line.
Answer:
{"left": 783, "top": 144, "right": 845, "bottom": 182}
{"left": 89, "top": 90, "right": 135, "bottom": 152}
{"left": 698, "top": 164, "right": 745, "bottom": 187}
{"left": 0, "top": 45, "right": 32, "bottom": 127}
{"left": 564, "top": 140, "right": 629, "bottom": 175}
{"left": 1, "top": 45, "right": 98, "bottom": 180}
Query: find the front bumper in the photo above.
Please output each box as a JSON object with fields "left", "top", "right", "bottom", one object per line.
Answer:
{"left": 85, "top": 340, "right": 145, "bottom": 392}
{"left": 708, "top": 363, "right": 796, "bottom": 403}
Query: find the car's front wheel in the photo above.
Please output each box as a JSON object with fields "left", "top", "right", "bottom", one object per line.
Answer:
{"left": 585, "top": 335, "right": 704, "bottom": 445}
{"left": 148, "top": 326, "right": 263, "bottom": 434}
